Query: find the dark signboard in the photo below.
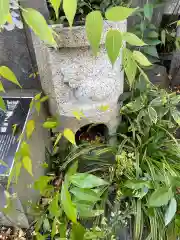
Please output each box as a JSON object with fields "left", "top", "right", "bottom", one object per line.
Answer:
{"left": 0, "top": 97, "right": 32, "bottom": 176}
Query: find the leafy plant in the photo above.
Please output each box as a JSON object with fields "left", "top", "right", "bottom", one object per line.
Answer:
{"left": 47, "top": 0, "right": 130, "bottom": 24}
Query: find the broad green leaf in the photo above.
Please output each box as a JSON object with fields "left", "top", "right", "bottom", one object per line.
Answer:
{"left": 123, "top": 32, "right": 146, "bottom": 46}
{"left": 26, "top": 120, "right": 35, "bottom": 139}
{"left": 51, "top": 218, "right": 57, "bottom": 239}
{"left": 142, "top": 46, "right": 159, "bottom": 58}
{"left": 50, "top": 0, "right": 61, "bottom": 19}
{"left": 40, "top": 95, "right": 49, "bottom": 103}
{"left": 72, "top": 110, "right": 85, "bottom": 120}
{"left": 43, "top": 218, "right": 51, "bottom": 232}
{"left": 71, "top": 223, "right": 85, "bottom": 240}
{"left": 171, "top": 108, "right": 180, "bottom": 125}
{"left": 99, "top": 105, "right": 110, "bottom": 112}
{"left": 105, "top": 6, "right": 137, "bottom": 21}
{"left": 85, "top": 11, "right": 103, "bottom": 56}
{"left": 148, "top": 31, "right": 159, "bottom": 39}
{"left": 65, "top": 161, "right": 78, "bottom": 186}
{"left": 43, "top": 120, "right": 58, "bottom": 129}
{"left": 20, "top": 141, "right": 30, "bottom": 157}
{"left": 70, "top": 173, "right": 108, "bottom": 189}
{"left": 125, "top": 179, "right": 152, "bottom": 190}
{"left": 61, "top": 182, "right": 77, "bottom": 223}
{"left": 34, "top": 176, "right": 53, "bottom": 194}
{"left": 0, "top": 81, "right": 5, "bottom": 92}
{"left": 177, "top": 20, "right": 180, "bottom": 26}
{"left": 0, "top": 0, "right": 9, "bottom": 26}
{"left": 123, "top": 48, "right": 137, "bottom": 86}
{"left": 54, "top": 133, "right": 62, "bottom": 147}
{"left": 133, "top": 51, "right": 152, "bottom": 66}
{"left": 0, "top": 66, "right": 21, "bottom": 88}
{"left": 105, "top": 29, "right": 122, "bottom": 65}
{"left": 15, "top": 162, "right": 22, "bottom": 183}
{"left": 70, "top": 187, "right": 100, "bottom": 202}
{"left": 0, "top": 159, "right": 8, "bottom": 167}
{"left": 22, "top": 8, "right": 56, "bottom": 46}
{"left": 22, "top": 156, "right": 33, "bottom": 176}
{"left": 63, "top": 128, "right": 76, "bottom": 145}
{"left": 48, "top": 193, "right": 61, "bottom": 217}
{"left": 145, "top": 39, "right": 161, "bottom": 45}
{"left": 35, "top": 101, "right": 41, "bottom": 114}
{"left": 63, "top": 0, "right": 77, "bottom": 27}
{"left": 78, "top": 208, "right": 104, "bottom": 218}
{"left": 149, "top": 187, "right": 172, "bottom": 207}
{"left": 148, "top": 106, "right": 157, "bottom": 124}
{"left": 144, "top": 3, "right": 153, "bottom": 21}
{"left": 165, "top": 197, "right": 177, "bottom": 226}
{"left": 34, "top": 92, "right": 42, "bottom": 100}
{"left": 0, "top": 97, "right": 6, "bottom": 111}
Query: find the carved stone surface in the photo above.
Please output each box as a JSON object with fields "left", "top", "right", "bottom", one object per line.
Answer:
{"left": 32, "top": 21, "right": 126, "bottom": 133}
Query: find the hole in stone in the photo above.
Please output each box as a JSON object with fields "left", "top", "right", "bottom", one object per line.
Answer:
{"left": 75, "top": 124, "right": 108, "bottom": 145}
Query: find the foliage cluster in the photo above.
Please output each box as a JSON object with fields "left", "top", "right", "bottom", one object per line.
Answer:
{"left": 1, "top": 1, "right": 180, "bottom": 240}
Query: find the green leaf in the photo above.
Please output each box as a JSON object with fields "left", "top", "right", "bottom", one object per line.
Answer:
{"left": 85, "top": 11, "right": 103, "bottom": 56}
{"left": 70, "top": 187, "right": 100, "bottom": 202}
{"left": 105, "top": 6, "right": 137, "bottom": 21}
{"left": 0, "top": 159, "right": 8, "bottom": 167}
{"left": 142, "top": 46, "right": 159, "bottom": 58}
{"left": 0, "top": 81, "right": 5, "bottom": 92}
{"left": 34, "top": 92, "right": 42, "bottom": 100}
{"left": 148, "top": 31, "right": 159, "bottom": 39}
{"left": 22, "top": 8, "right": 56, "bottom": 46}
{"left": 123, "top": 32, "right": 146, "bottom": 46}
{"left": 0, "top": 66, "right": 21, "bottom": 88}
{"left": 65, "top": 161, "right": 78, "bottom": 186}
{"left": 51, "top": 218, "right": 57, "bottom": 239}
{"left": 149, "top": 187, "right": 173, "bottom": 207}
{"left": 145, "top": 39, "right": 161, "bottom": 45}
{"left": 0, "top": 0, "right": 9, "bottom": 26}
{"left": 148, "top": 106, "right": 157, "bottom": 124}
{"left": 123, "top": 48, "right": 137, "bottom": 86}
{"left": 63, "top": 128, "right": 76, "bottom": 145}
{"left": 15, "top": 162, "right": 22, "bottom": 183}
{"left": 43, "top": 120, "right": 58, "bottom": 129}
{"left": 71, "top": 223, "right": 85, "bottom": 240}
{"left": 20, "top": 141, "right": 30, "bottom": 157}
{"left": 34, "top": 176, "right": 53, "bottom": 194}
{"left": 48, "top": 193, "right": 61, "bottom": 217}
{"left": 63, "top": 0, "right": 77, "bottom": 27}
{"left": 22, "top": 156, "right": 33, "bottom": 176}
{"left": 144, "top": 3, "right": 153, "bottom": 21}
{"left": 125, "top": 179, "right": 152, "bottom": 190}
{"left": 49, "top": 0, "right": 61, "bottom": 19}
{"left": 43, "top": 218, "right": 50, "bottom": 232}
{"left": 54, "top": 133, "right": 62, "bottom": 147}
{"left": 26, "top": 120, "right": 35, "bottom": 139}
{"left": 133, "top": 50, "right": 152, "bottom": 66}
{"left": 165, "top": 197, "right": 177, "bottom": 226}
{"left": 70, "top": 173, "right": 108, "bottom": 189}
{"left": 61, "top": 182, "right": 77, "bottom": 223}
{"left": 40, "top": 95, "right": 49, "bottom": 103}
{"left": 177, "top": 20, "right": 180, "bottom": 26}
{"left": 35, "top": 101, "right": 41, "bottom": 114}
{"left": 171, "top": 108, "right": 180, "bottom": 125}
{"left": 105, "top": 29, "right": 122, "bottom": 65}
{"left": 78, "top": 208, "right": 104, "bottom": 218}
{"left": 72, "top": 110, "right": 85, "bottom": 120}
{"left": 0, "top": 97, "right": 6, "bottom": 111}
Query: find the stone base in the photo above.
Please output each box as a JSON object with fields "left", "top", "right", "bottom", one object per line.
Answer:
{"left": 32, "top": 21, "right": 126, "bottom": 134}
